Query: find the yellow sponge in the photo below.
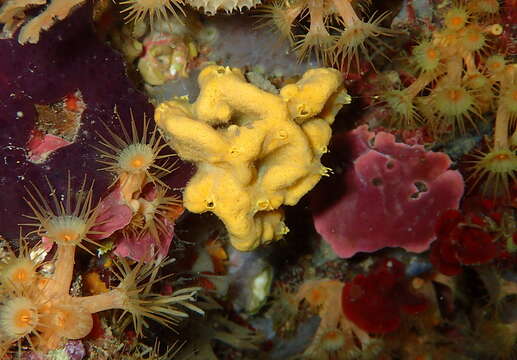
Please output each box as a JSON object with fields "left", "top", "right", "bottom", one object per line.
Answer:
{"left": 155, "top": 65, "right": 349, "bottom": 251}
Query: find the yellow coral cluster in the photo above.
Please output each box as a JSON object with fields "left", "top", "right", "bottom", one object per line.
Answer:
{"left": 155, "top": 65, "right": 348, "bottom": 251}
{"left": 0, "top": 179, "right": 200, "bottom": 356}
{"left": 381, "top": 2, "right": 516, "bottom": 197}
{"left": 257, "top": 0, "right": 395, "bottom": 71}
{"left": 293, "top": 280, "right": 383, "bottom": 358}
{"left": 383, "top": 4, "right": 501, "bottom": 131}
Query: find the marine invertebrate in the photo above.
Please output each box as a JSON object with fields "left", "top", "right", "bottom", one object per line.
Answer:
{"left": 137, "top": 30, "right": 197, "bottom": 86}
{"left": 381, "top": 4, "right": 504, "bottom": 132}
{"left": 429, "top": 209, "right": 499, "bottom": 276}
{"left": 119, "top": 0, "right": 185, "bottom": 26}
{"left": 155, "top": 64, "right": 347, "bottom": 251}
{"left": 114, "top": 184, "right": 183, "bottom": 261}
{"left": 256, "top": 0, "right": 395, "bottom": 71}
{"left": 94, "top": 110, "right": 185, "bottom": 261}
{"left": 467, "top": 57, "right": 517, "bottom": 198}
{"left": 293, "top": 279, "right": 384, "bottom": 358}
{"left": 95, "top": 110, "right": 176, "bottom": 203}
{"left": 132, "top": 184, "right": 182, "bottom": 243}
{"left": 0, "top": 0, "right": 86, "bottom": 44}
{"left": 23, "top": 175, "right": 100, "bottom": 253}
{"left": 26, "top": 90, "right": 85, "bottom": 164}
{"left": 187, "top": 0, "right": 262, "bottom": 15}
{"left": 311, "top": 125, "right": 464, "bottom": 258}
{"left": 0, "top": 0, "right": 254, "bottom": 44}
{"left": 0, "top": 1, "right": 168, "bottom": 241}
{"left": 0, "top": 0, "right": 186, "bottom": 43}
{"left": 341, "top": 258, "right": 428, "bottom": 334}
{"left": 89, "top": 184, "right": 134, "bottom": 241}
{"left": 114, "top": 340, "right": 184, "bottom": 360}
{"left": 0, "top": 178, "right": 201, "bottom": 355}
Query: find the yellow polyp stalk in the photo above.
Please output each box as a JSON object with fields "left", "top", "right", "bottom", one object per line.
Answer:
{"left": 493, "top": 66, "right": 515, "bottom": 150}
{"left": 406, "top": 72, "right": 435, "bottom": 99}
{"left": 119, "top": 171, "right": 148, "bottom": 203}
{"left": 298, "top": 0, "right": 332, "bottom": 62}
{"left": 494, "top": 105, "right": 509, "bottom": 150}
{"left": 446, "top": 56, "right": 463, "bottom": 84}
{"left": 44, "top": 245, "right": 76, "bottom": 297}
{"left": 463, "top": 52, "right": 478, "bottom": 75}
{"left": 283, "top": 3, "right": 304, "bottom": 34}
{"left": 332, "top": 0, "right": 360, "bottom": 27}
{"left": 77, "top": 289, "right": 126, "bottom": 313}
{"left": 307, "top": 0, "right": 324, "bottom": 21}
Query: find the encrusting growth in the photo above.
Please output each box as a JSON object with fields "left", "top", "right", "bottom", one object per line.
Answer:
{"left": 0, "top": 0, "right": 86, "bottom": 44}
{"left": 187, "top": 0, "right": 262, "bottom": 15}
{"left": 0, "top": 176, "right": 201, "bottom": 356}
{"left": 155, "top": 65, "right": 348, "bottom": 251}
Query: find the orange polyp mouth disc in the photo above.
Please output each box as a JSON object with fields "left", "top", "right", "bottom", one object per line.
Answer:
{"left": 60, "top": 232, "right": 78, "bottom": 243}
{"left": 15, "top": 309, "right": 34, "bottom": 328}
{"left": 448, "top": 89, "right": 462, "bottom": 102}
{"left": 451, "top": 16, "right": 463, "bottom": 26}
{"left": 15, "top": 270, "right": 28, "bottom": 281}
{"left": 131, "top": 156, "right": 145, "bottom": 168}
{"left": 495, "top": 153, "right": 510, "bottom": 161}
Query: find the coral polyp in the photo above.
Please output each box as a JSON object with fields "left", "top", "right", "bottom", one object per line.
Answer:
{"left": 469, "top": 149, "right": 517, "bottom": 198}
{"left": 118, "top": 143, "right": 157, "bottom": 174}
{"left": 110, "top": 257, "right": 203, "bottom": 335}
{"left": 431, "top": 83, "right": 480, "bottom": 133}
{"left": 255, "top": 0, "right": 301, "bottom": 42}
{"left": 0, "top": 297, "right": 40, "bottom": 340}
{"left": 332, "top": 10, "right": 395, "bottom": 72}
{"left": 22, "top": 176, "right": 100, "bottom": 252}
{"left": 256, "top": 0, "right": 395, "bottom": 71}
{"left": 412, "top": 41, "right": 441, "bottom": 73}
{"left": 95, "top": 110, "right": 176, "bottom": 201}
{"left": 119, "top": 0, "right": 186, "bottom": 26}
{"left": 443, "top": 6, "right": 470, "bottom": 31}
{"left": 0, "top": 239, "right": 201, "bottom": 355}
{"left": 127, "top": 185, "right": 182, "bottom": 244}
{"left": 0, "top": 240, "right": 38, "bottom": 290}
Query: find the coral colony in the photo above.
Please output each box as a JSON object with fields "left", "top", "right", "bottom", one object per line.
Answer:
{"left": 0, "top": 0, "right": 516, "bottom": 359}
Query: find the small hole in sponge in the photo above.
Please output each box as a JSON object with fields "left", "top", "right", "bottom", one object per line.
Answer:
{"left": 386, "top": 161, "right": 394, "bottom": 169}
{"left": 372, "top": 178, "right": 383, "bottom": 186}
{"left": 367, "top": 136, "right": 376, "bottom": 147}
{"left": 410, "top": 181, "right": 428, "bottom": 199}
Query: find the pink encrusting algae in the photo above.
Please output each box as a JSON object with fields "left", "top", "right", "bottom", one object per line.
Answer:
{"left": 312, "top": 125, "right": 464, "bottom": 258}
